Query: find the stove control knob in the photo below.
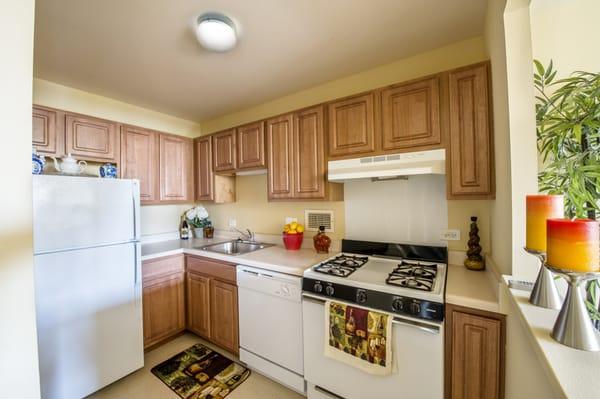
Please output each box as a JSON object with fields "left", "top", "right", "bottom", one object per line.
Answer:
{"left": 313, "top": 282, "right": 323, "bottom": 293}
{"left": 356, "top": 289, "right": 367, "bottom": 304}
{"left": 410, "top": 302, "right": 421, "bottom": 315}
{"left": 392, "top": 298, "right": 404, "bottom": 312}
{"left": 325, "top": 285, "right": 335, "bottom": 296}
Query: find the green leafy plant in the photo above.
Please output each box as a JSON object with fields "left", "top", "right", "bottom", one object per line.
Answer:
{"left": 534, "top": 60, "right": 600, "bottom": 324}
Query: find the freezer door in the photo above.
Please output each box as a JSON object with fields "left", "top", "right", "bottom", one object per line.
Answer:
{"left": 34, "top": 242, "right": 143, "bottom": 399}
{"left": 33, "top": 175, "right": 140, "bottom": 253}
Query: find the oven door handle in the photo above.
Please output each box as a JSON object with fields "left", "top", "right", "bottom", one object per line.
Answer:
{"left": 302, "top": 293, "right": 440, "bottom": 334}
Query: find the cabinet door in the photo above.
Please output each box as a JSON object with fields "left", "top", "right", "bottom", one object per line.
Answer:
{"left": 328, "top": 92, "right": 375, "bottom": 158}
{"left": 209, "top": 280, "right": 239, "bottom": 355}
{"left": 448, "top": 64, "right": 494, "bottom": 198}
{"left": 382, "top": 77, "right": 442, "bottom": 151}
{"left": 213, "top": 129, "right": 237, "bottom": 172}
{"left": 237, "top": 121, "right": 265, "bottom": 170}
{"left": 65, "top": 113, "right": 119, "bottom": 162}
{"left": 266, "top": 114, "right": 294, "bottom": 200}
{"left": 450, "top": 310, "right": 502, "bottom": 399}
{"left": 159, "top": 134, "right": 193, "bottom": 201}
{"left": 293, "top": 106, "right": 326, "bottom": 199}
{"left": 186, "top": 272, "right": 211, "bottom": 339}
{"left": 33, "top": 105, "right": 62, "bottom": 156}
{"left": 120, "top": 125, "right": 159, "bottom": 203}
{"left": 194, "top": 136, "right": 213, "bottom": 201}
{"left": 142, "top": 272, "right": 185, "bottom": 348}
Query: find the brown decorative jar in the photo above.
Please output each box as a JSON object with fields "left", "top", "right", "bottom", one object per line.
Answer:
{"left": 313, "top": 226, "right": 331, "bottom": 254}
{"left": 203, "top": 226, "right": 214, "bottom": 239}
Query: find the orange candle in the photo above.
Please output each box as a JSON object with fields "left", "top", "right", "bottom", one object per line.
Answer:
{"left": 546, "top": 219, "right": 600, "bottom": 272}
{"left": 526, "top": 195, "right": 564, "bottom": 252}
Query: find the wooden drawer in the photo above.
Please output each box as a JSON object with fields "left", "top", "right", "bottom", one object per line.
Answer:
{"left": 186, "top": 256, "right": 236, "bottom": 284}
{"left": 142, "top": 254, "right": 185, "bottom": 282}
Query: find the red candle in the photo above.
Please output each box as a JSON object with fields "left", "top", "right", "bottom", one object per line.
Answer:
{"left": 546, "top": 218, "right": 600, "bottom": 272}
{"left": 526, "top": 195, "right": 564, "bottom": 252}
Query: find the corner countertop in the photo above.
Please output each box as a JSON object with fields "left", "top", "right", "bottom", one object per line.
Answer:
{"left": 445, "top": 260, "right": 503, "bottom": 314}
{"left": 141, "top": 237, "right": 333, "bottom": 277}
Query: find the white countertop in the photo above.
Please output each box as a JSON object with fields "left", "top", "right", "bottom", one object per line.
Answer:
{"left": 142, "top": 237, "right": 333, "bottom": 276}
{"left": 505, "top": 279, "right": 600, "bottom": 399}
{"left": 445, "top": 263, "right": 502, "bottom": 314}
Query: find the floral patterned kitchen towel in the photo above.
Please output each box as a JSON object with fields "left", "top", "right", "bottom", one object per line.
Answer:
{"left": 324, "top": 301, "right": 392, "bottom": 375}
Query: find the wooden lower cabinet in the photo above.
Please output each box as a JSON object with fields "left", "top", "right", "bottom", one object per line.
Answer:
{"left": 445, "top": 304, "right": 505, "bottom": 399}
{"left": 142, "top": 272, "right": 186, "bottom": 349}
{"left": 186, "top": 271, "right": 211, "bottom": 338}
{"left": 209, "top": 280, "right": 239, "bottom": 354}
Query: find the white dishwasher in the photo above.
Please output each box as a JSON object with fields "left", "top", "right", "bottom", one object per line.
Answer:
{"left": 236, "top": 265, "right": 305, "bottom": 394}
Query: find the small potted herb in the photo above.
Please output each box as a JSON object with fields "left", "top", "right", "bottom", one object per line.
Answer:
{"left": 185, "top": 206, "right": 213, "bottom": 238}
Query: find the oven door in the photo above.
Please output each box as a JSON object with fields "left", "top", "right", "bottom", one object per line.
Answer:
{"left": 302, "top": 293, "right": 444, "bottom": 399}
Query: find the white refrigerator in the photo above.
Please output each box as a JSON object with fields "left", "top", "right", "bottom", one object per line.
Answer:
{"left": 33, "top": 175, "right": 144, "bottom": 399}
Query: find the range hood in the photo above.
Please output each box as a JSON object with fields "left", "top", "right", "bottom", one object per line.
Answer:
{"left": 328, "top": 149, "right": 445, "bottom": 182}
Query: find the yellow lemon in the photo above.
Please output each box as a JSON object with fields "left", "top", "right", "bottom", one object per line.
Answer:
{"left": 284, "top": 223, "right": 291, "bottom": 230}
{"left": 290, "top": 222, "right": 298, "bottom": 230}
{"left": 297, "top": 225, "right": 305, "bottom": 233}
{"left": 287, "top": 230, "right": 298, "bottom": 235}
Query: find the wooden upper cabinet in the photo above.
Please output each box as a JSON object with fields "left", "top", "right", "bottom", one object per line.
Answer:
{"left": 237, "top": 121, "right": 266, "bottom": 170}
{"left": 266, "top": 113, "right": 295, "bottom": 200}
{"left": 448, "top": 63, "right": 494, "bottom": 198}
{"left": 381, "top": 77, "right": 442, "bottom": 151}
{"left": 447, "top": 305, "right": 504, "bottom": 399}
{"left": 159, "top": 134, "right": 193, "bottom": 202}
{"left": 194, "top": 136, "right": 213, "bottom": 201}
{"left": 33, "top": 105, "right": 62, "bottom": 156}
{"left": 120, "top": 125, "right": 159, "bottom": 203}
{"left": 213, "top": 129, "right": 237, "bottom": 172}
{"left": 65, "top": 112, "right": 119, "bottom": 162}
{"left": 328, "top": 92, "right": 376, "bottom": 158}
{"left": 293, "top": 106, "right": 326, "bottom": 199}
{"left": 210, "top": 279, "right": 239, "bottom": 355}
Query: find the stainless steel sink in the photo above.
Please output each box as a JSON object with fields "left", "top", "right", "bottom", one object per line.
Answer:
{"left": 196, "top": 240, "right": 273, "bottom": 256}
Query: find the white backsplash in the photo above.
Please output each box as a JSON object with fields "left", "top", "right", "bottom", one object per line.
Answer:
{"left": 344, "top": 175, "right": 448, "bottom": 246}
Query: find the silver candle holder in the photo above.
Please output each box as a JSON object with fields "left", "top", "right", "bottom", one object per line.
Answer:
{"left": 524, "top": 247, "right": 562, "bottom": 309}
{"left": 546, "top": 265, "right": 600, "bottom": 351}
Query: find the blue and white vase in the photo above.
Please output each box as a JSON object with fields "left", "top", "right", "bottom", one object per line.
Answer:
{"left": 99, "top": 163, "right": 117, "bottom": 178}
{"left": 32, "top": 148, "right": 45, "bottom": 175}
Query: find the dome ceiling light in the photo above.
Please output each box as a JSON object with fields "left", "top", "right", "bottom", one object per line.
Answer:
{"left": 195, "top": 13, "right": 238, "bottom": 53}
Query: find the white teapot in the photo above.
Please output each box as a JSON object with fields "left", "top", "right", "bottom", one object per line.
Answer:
{"left": 52, "top": 153, "right": 87, "bottom": 175}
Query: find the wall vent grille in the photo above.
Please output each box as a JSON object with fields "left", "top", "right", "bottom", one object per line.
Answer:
{"left": 304, "top": 210, "right": 334, "bottom": 232}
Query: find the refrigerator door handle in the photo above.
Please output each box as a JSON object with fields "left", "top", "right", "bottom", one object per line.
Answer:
{"left": 132, "top": 180, "right": 141, "bottom": 240}
{"left": 134, "top": 242, "right": 142, "bottom": 311}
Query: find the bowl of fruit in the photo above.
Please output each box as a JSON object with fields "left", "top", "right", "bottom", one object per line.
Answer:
{"left": 282, "top": 222, "right": 305, "bottom": 250}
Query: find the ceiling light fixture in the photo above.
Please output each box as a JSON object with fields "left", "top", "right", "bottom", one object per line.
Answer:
{"left": 196, "top": 13, "right": 237, "bottom": 52}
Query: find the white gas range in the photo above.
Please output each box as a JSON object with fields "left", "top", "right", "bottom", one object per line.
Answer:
{"left": 301, "top": 239, "right": 448, "bottom": 399}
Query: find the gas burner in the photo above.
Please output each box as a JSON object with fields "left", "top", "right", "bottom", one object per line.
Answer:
{"left": 386, "top": 261, "right": 438, "bottom": 291}
{"left": 313, "top": 254, "right": 368, "bottom": 278}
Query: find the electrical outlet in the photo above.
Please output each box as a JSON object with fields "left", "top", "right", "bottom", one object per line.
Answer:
{"left": 228, "top": 218, "right": 237, "bottom": 228}
{"left": 285, "top": 217, "right": 298, "bottom": 225}
{"left": 440, "top": 229, "right": 461, "bottom": 241}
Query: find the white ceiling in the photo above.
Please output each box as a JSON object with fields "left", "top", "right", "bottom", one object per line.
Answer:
{"left": 34, "top": 0, "right": 487, "bottom": 122}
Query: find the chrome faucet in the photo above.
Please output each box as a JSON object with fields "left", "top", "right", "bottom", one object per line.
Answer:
{"left": 232, "top": 227, "right": 255, "bottom": 242}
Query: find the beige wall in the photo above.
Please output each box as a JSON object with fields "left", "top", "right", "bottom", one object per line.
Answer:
{"left": 202, "top": 174, "right": 346, "bottom": 239}
{"left": 531, "top": 0, "right": 600, "bottom": 76}
{"left": 0, "top": 0, "right": 41, "bottom": 397}
{"left": 199, "top": 36, "right": 492, "bottom": 253}
{"left": 485, "top": 0, "right": 513, "bottom": 276}
{"left": 32, "top": 79, "right": 200, "bottom": 236}
{"left": 34, "top": 79, "right": 202, "bottom": 138}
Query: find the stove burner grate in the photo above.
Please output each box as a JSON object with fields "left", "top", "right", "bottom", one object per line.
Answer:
{"left": 313, "top": 254, "right": 369, "bottom": 278}
{"left": 386, "top": 261, "right": 438, "bottom": 291}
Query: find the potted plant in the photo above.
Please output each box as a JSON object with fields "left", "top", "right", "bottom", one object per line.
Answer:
{"left": 185, "top": 206, "right": 213, "bottom": 238}
{"left": 535, "top": 60, "right": 600, "bottom": 327}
